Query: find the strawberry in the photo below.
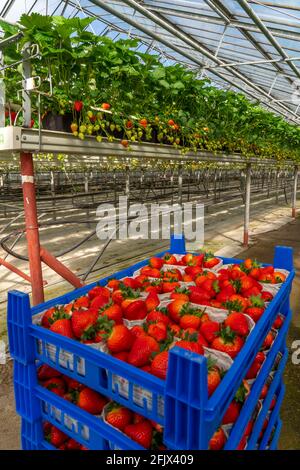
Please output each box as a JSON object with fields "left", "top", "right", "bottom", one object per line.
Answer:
{"left": 124, "top": 421, "right": 153, "bottom": 448}
{"left": 100, "top": 303, "right": 123, "bottom": 324}
{"left": 163, "top": 253, "right": 177, "bottom": 265}
{"left": 112, "top": 285, "right": 140, "bottom": 305}
{"left": 146, "top": 309, "right": 170, "bottom": 326}
{"left": 245, "top": 360, "right": 261, "bottom": 379}
{"left": 162, "top": 280, "right": 180, "bottom": 293}
{"left": 203, "top": 255, "right": 219, "bottom": 269}
{"left": 175, "top": 340, "right": 204, "bottom": 355}
{"left": 133, "top": 413, "right": 145, "bottom": 424}
{"left": 262, "top": 331, "right": 274, "bottom": 350}
{"left": 107, "top": 325, "right": 134, "bottom": 353}
{"left": 147, "top": 322, "right": 167, "bottom": 342}
{"left": 163, "top": 268, "right": 182, "bottom": 281}
{"left": 139, "top": 118, "right": 148, "bottom": 128}
{"left": 88, "top": 286, "right": 110, "bottom": 301}
{"left": 121, "top": 139, "right": 129, "bottom": 148}
{"left": 188, "top": 286, "right": 211, "bottom": 305}
{"left": 71, "top": 308, "right": 99, "bottom": 339}
{"left": 128, "top": 335, "right": 159, "bottom": 367}
{"left": 122, "top": 277, "right": 142, "bottom": 289}
{"left": 112, "top": 351, "right": 129, "bottom": 362}
{"left": 50, "top": 318, "right": 74, "bottom": 338}
{"left": 245, "top": 295, "right": 265, "bottom": 323}
{"left": 41, "top": 306, "right": 70, "bottom": 328}
{"left": 170, "top": 288, "right": 190, "bottom": 302}
{"left": 64, "top": 377, "right": 84, "bottom": 391}
{"left": 101, "top": 102, "right": 111, "bottom": 110}
{"left": 149, "top": 257, "right": 164, "bottom": 269}
{"left": 273, "top": 314, "right": 283, "bottom": 329}
{"left": 224, "top": 312, "right": 249, "bottom": 337}
{"left": 201, "top": 279, "right": 220, "bottom": 297}
{"left": 145, "top": 292, "right": 160, "bottom": 312}
{"left": 74, "top": 101, "right": 83, "bottom": 112}
{"left": 184, "top": 265, "right": 203, "bottom": 279}
{"left": 65, "top": 439, "right": 81, "bottom": 450}
{"left": 260, "top": 384, "right": 268, "bottom": 399}
{"left": 255, "top": 351, "right": 266, "bottom": 363}
{"left": 90, "top": 295, "right": 109, "bottom": 311}
{"left": 123, "top": 299, "right": 148, "bottom": 320}
{"left": 209, "top": 428, "right": 226, "bottom": 450}
{"left": 140, "top": 266, "right": 162, "bottom": 278}
{"left": 197, "top": 332, "right": 209, "bottom": 348}
{"left": 167, "top": 299, "right": 188, "bottom": 323}
{"left": 47, "top": 426, "right": 68, "bottom": 447}
{"left": 107, "top": 279, "right": 120, "bottom": 290}
{"left": 77, "top": 387, "right": 107, "bottom": 414}
{"left": 73, "top": 296, "right": 90, "bottom": 310}
{"left": 42, "top": 377, "right": 66, "bottom": 397}
{"left": 207, "top": 361, "right": 221, "bottom": 397}
{"left": 222, "top": 400, "right": 241, "bottom": 424}
{"left": 200, "top": 320, "right": 219, "bottom": 344}
{"left": 261, "top": 291, "right": 273, "bottom": 302}
{"left": 211, "top": 327, "right": 245, "bottom": 358}
{"left": 130, "top": 325, "right": 147, "bottom": 338}
{"left": 106, "top": 402, "right": 133, "bottom": 431}
{"left": 169, "top": 323, "right": 181, "bottom": 337}
{"left": 273, "top": 271, "right": 286, "bottom": 283}
{"left": 179, "top": 314, "right": 201, "bottom": 330}
{"left": 37, "top": 365, "right": 62, "bottom": 381}
{"left": 226, "top": 294, "right": 248, "bottom": 312}
{"left": 150, "top": 351, "right": 169, "bottom": 380}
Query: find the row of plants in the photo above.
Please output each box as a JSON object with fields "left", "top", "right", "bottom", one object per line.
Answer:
{"left": 1, "top": 13, "right": 300, "bottom": 161}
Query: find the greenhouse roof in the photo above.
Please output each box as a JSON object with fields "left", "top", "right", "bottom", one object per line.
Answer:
{"left": 1, "top": 1, "right": 300, "bottom": 124}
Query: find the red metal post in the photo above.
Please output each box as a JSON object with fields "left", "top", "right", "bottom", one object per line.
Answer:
{"left": 40, "top": 246, "right": 85, "bottom": 289}
{"left": 0, "top": 257, "right": 32, "bottom": 284}
{"left": 20, "top": 152, "right": 45, "bottom": 305}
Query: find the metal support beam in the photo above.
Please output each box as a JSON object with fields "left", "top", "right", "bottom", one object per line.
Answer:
{"left": 243, "top": 163, "right": 251, "bottom": 247}
{"left": 40, "top": 246, "right": 84, "bottom": 289}
{"left": 292, "top": 165, "right": 298, "bottom": 219}
{"left": 178, "top": 164, "right": 183, "bottom": 205}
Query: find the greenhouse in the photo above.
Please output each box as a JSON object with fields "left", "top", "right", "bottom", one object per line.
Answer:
{"left": 0, "top": 0, "right": 299, "bottom": 453}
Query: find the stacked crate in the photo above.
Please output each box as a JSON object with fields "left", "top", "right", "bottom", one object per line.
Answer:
{"left": 7, "top": 235, "right": 294, "bottom": 450}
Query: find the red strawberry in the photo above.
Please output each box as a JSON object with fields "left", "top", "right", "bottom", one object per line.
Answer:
{"left": 107, "top": 325, "right": 134, "bottom": 353}
{"left": 150, "top": 351, "right": 169, "bottom": 380}
{"left": 262, "top": 331, "right": 274, "bottom": 350}
{"left": 203, "top": 256, "right": 219, "bottom": 269}
{"left": 209, "top": 428, "right": 226, "bottom": 450}
{"left": 207, "top": 363, "right": 221, "bottom": 397}
{"left": 260, "top": 384, "right": 268, "bottom": 399}
{"left": 100, "top": 304, "right": 123, "bottom": 324}
{"left": 77, "top": 387, "right": 107, "bottom": 414}
{"left": 197, "top": 332, "right": 209, "bottom": 348}
{"left": 163, "top": 253, "right": 177, "bottom": 265}
{"left": 74, "top": 100, "right": 83, "bottom": 112}
{"left": 130, "top": 325, "right": 147, "bottom": 338}
{"left": 50, "top": 319, "right": 74, "bottom": 338}
{"left": 71, "top": 308, "right": 99, "bottom": 339}
{"left": 222, "top": 400, "right": 241, "bottom": 424}
{"left": 107, "top": 279, "right": 120, "bottom": 290}
{"left": 133, "top": 413, "right": 145, "bottom": 424}
{"left": 161, "top": 280, "right": 180, "bottom": 293}
{"left": 42, "top": 377, "right": 66, "bottom": 397}
{"left": 123, "top": 300, "right": 148, "bottom": 320}
{"left": 48, "top": 426, "right": 68, "bottom": 448}
{"left": 101, "top": 102, "right": 111, "bottom": 110}
{"left": 175, "top": 340, "right": 204, "bottom": 355}
{"left": 64, "top": 377, "right": 84, "bottom": 391}
{"left": 140, "top": 266, "right": 161, "bottom": 278}
{"left": 188, "top": 286, "right": 211, "bottom": 305}
{"left": 122, "top": 277, "right": 142, "bottom": 290}
{"left": 65, "top": 438, "right": 81, "bottom": 450}
{"left": 145, "top": 292, "right": 160, "bottom": 312}
{"left": 37, "top": 365, "right": 62, "bottom": 381}
{"left": 124, "top": 421, "right": 153, "bottom": 448}
{"left": 179, "top": 314, "right": 201, "bottom": 330}
{"left": 167, "top": 299, "right": 188, "bottom": 324}
{"left": 200, "top": 320, "right": 220, "bottom": 344}
{"left": 211, "top": 327, "right": 244, "bottom": 358}
{"left": 261, "top": 291, "right": 273, "bottom": 302}
{"left": 90, "top": 295, "right": 109, "bottom": 311}
{"left": 147, "top": 322, "right": 167, "bottom": 342}
{"left": 128, "top": 335, "right": 159, "bottom": 367}
{"left": 146, "top": 310, "right": 170, "bottom": 326}
{"left": 273, "top": 314, "right": 283, "bottom": 329}
{"left": 106, "top": 402, "right": 133, "bottom": 431}
{"left": 88, "top": 286, "right": 110, "bottom": 301}
{"left": 41, "top": 306, "right": 70, "bottom": 328}
{"left": 112, "top": 351, "right": 129, "bottom": 362}
{"left": 224, "top": 312, "right": 249, "bottom": 337}
{"left": 245, "top": 360, "right": 261, "bottom": 379}
{"left": 73, "top": 296, "right": 90, "bottom": 310}
{"left": 184, "top": 265, "right": 203, "bottom": 279}
{"left": 255, "top": 351, "right": 266, "bottom": 363}
{"left": 149, "top": 257, "right": 164, "bottom": 269}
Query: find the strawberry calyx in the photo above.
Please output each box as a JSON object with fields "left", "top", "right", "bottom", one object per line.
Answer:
{"left": 224, "top": 299, "right": 243, "bottom": 312}
{"left": 249, "top": 295, "right": 265, "bottom": 308}
{"left": 217, "top": 326, "right": 237, "bottom": 344}
{"left": 47, "top": 307, "right": 70, "bottom": 325}
{"left": 234, "top": 381, "right": 249, "bottom": 403}
{"left": 119, "top": 283, "right": 141, "bottom": 298}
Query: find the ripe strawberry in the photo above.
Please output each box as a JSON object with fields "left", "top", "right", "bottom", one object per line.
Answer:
{"left": 88, "top": 286, "right": 110, "bottom": 301}
{"left": 245, "top": 360, "right": 261, "bottom": 379}
{"left": 163, "top": 253, "right": 177, "bottom": 265}
{"left": 207, "top": 362, "right": 221, "bottom": 397}
{"left": 124, "top": 421, "right": 153, "bottom": 448}
{"left": 139, "top": 118, "right": 148, "bottom": 128}
{"left": 64, "top": 377, "right": 84, "bottom": 392}
{"left": 37, "top": 364, "right": 62, "bottom": 381}
{"left": 112, "top": 351, "right": 129, "bottom": 362}
{"left": 211, "top": 327, "right": 245, "bottom": 358}
{"left": 130, "top": 325, "right": 147, "bottom": 338}
{"left": 121, "top": 139, "right": 129, "bottom": 148}
{"left": 162, "top": 280, "right": 180, "bottom": 293}
{"left": 123, "top": 299, "right": 148, "bottom": 320}
{"left": 175, "top": 340, "right": 204, "bottom": 355}
{"left": 106, "top": 402, "right": 133, "bottom": 431}
{"left": 255, "top": 351, "right": 266, "bottom": 363}
{"left": 188, "top": 286, "right": 211, "bottom": 305}
{"left": 48, "top": 426, "right": 68, "bottom": 447}
{"left": 74, "top": 101, "right": 83, "bottom": 112}
{"left": 261, "top": 291, "right": 273, "bottom": 302}
{"left": 203, "top": 256, "right": 219, "bottom": 269}
{"left": 101, "top": 102, "right": 111, "bottom": 110}
{"left": 43, "top": 377, "right": 66, "bottom": 397}
{"left": 274, "top": 271, "right": 286, "bottom": 283}
{"left": 200, "top": 320, "right": 219, "bottom": 344}
{"left": 167, "top": 299, "right": 188, "bottom": 323}
{"left": 77, "top": 387, "right": 107, "bottom": 414}
{"left": 150, "top": 351, "right": 169, "bottom": 380}
{"left": 140, "top": 266, "right": 161, "bottom": 278}
{"left": 273, "top": 314, "right": 283, "bottom": 329}
{"left": 132, "top": 412, "right": 145, "bottom": 424}
{"left": 209, "top": 428, "right": 226, "bottom": 450}
{"left": 215, "top": 286, "right": 236, "bottom": 303}
{"left": 128, "top": 335, "right": 159, "bottom": 367}
{"left": 260, "top": 384, "right": 268, "bottom": 399}
{"left": 197, "top": 332, "right": 209, "bottom": 348}
{"left": 224, "top": 312, "right": 249, "bottom": 337}
{"left": 145, "top": 292, "right": 160, "bottom": 312}
{"left": 169, "top": 323, "right": 181, "bottom": 337}
{"left": 170, "top": 289, "right": 190, "bottom": 302}
{"left": 41, "top": 306, "right": 70, "bottom": 328}
{"left": 71, "top": 308, "right": 99, "bottom": 339}
{"left": 122, "top": 277, "right": 142, "bottom": 289}
{"left": 184, "top": 265, "right": 203, "bottom": 279}
{"left": 146, "top": 309, "right": 170, "bottom": 326}
{"left": 73, "top": 296, "right": 90, "bottom": 310}
{"left": 90, "top": 295, "right": 109, "bottom": 311}
{"left": 222, "top": 400, "right": 241, "bottom": 424}
{"left": 107, "top": 279, "right": 120, "bottom": 290}
{"left": 226, "top": 294, "right": 248, "bottom": 312}
{"left": 65, "top": 438, "right": 81, "bottom": 450}
{"left": 179, "top": 314, "right": 201, "bottom": 330}
{"left": 100, "top": 304, "right": 123, "bottom": 324}
{"left": 149, "top": 257, "right": 164, "bottom": 269}
{"left": 50, "top": 318, "right": 74, "bottom": 338}
{"left": 163, "top": 268, "right": 182, "bottom": 281}
{"left": 262, "top": 331, "right": 274, "bottom": 350}
{"left": 147, "top": 322, "right": 167, "bottom": 342}
{"left": 107, "top": 324, "right": 134, "bottom": 353}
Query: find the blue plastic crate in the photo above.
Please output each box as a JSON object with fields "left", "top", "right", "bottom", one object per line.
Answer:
{"left": 7, "top": 236, "right": 294, "bottom": 450}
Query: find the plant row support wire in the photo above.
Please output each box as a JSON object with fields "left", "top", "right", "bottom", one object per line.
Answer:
{"left": 0, "top": 34, "right": 298, "bottom": 305}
